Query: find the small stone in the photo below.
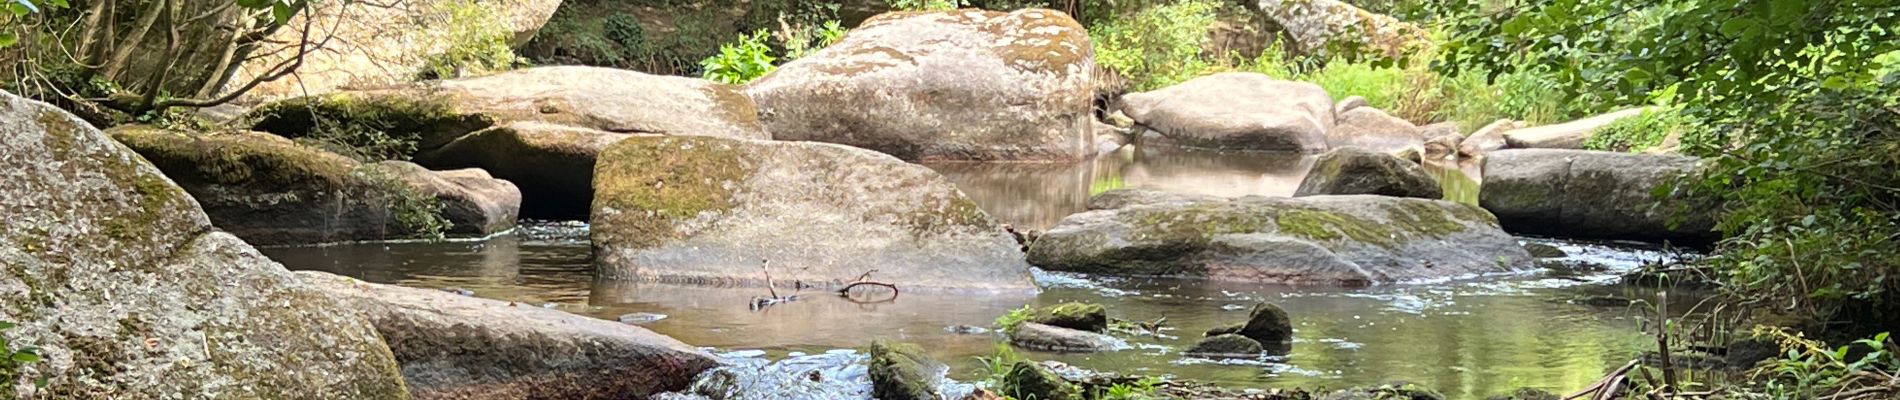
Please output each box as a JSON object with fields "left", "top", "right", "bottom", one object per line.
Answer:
{"left": 944, "top": 325, "right": 989, "bottom": 335}
{"left": 999, "top": 361, "right": 1081, "bottom": 400}
{"left": 1186, "top": 334, "right": 1263, "bottom": 358}
{"left": 617, "top": 312, "right": 668, "bottom": 324}
{"left": 1523, "top": 243, "right": 1568, "bottom": 258}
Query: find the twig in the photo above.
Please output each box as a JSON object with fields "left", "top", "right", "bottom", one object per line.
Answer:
{"left": 761, "top": 259, "right": 778, "bottom": 299}
{"left": 1658, "top": 292, "right": 1680, "bottom": 391}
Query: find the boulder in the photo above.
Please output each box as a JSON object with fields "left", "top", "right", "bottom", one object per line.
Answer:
{"left": 999, "top": 361, "right": 1082, "bottom": 400}
{"left": 0, "top": 91, "right": 407, "bottom": 398}
{"left": 1123, "top": 73, "right": 1333, "bottom": 153}
{"left": 1335, "top": 95, "right": 1369, "bottom": 114}
{"left": 1206, "top": 303, "right": 1295, "bottom": 344}
{"left": 297, "top": 271, "right": 720, "bottom": 399}
{"left": 1458, "top": 119, "right": 1523, "bottom": 157}
{"left": 1008, "top": 322, "right": 1128, "bottom": 353}
{"left": 590, "top": 136, "right": 1035, "bottom": 291}
{"left": 746, "top": 9, "right": 1097, "bottom": 161}
{"left": 1480, "top": 149, "right": 1716, "bottom": 245}
{"left": 1328, "top": 107, "right": 1424, "bottom": 155}
{"left": 366, "top": 161, "right": 522, "bottom": 235}
{"left": 1026, "top": 191, "right": 1533, "bottom": 285}
{"left": 1294, "top": 147, "right": 1443, "bottom": 199}
{"left": 108, "top": 126, "right": 519, "bottom": 245}
{"left": 1028, "top": 303, "right": 1108, "bottom": 332}
{"left": 247, "top": 66, "right": 766, "bottom": 157}
{"left": 869, "top": 340, "right": 943, "bottom": 400}
{"left": 1504, "top": 108, "right": 1651, "bottom": 150}
{"left": 230, "top": 0, "right": 563, "bottom": 103}
{"left": 1422, "top": 132, "right": 1465, "bottom": 162}
{"left": 1185, "top": 334, "right": 1264, "bottom": 358}
{"left": 416, "top": 122, "right": 632, "bottom": 219}
{"left": 1255, "top": 0, "right": 1432, "bottom": 59}
{"left": 1088, "top": 189, "right": 1225, "bottom": 211}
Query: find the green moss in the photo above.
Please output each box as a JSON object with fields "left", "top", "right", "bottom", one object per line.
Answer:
{"left": 1130, "top": 203, "right": 1270, "bottom": 242}
{"left": 1030, "top": 302, "right": 1108, "bottom": 332}
{"left": 867, "top": 340, "right": 936, "bottom": 400}
{"left": 902, "top": 195, "right": 991, "bottom": 236}
{"left": 110, "top": 126, "right": 356, "bottom": 190}
{"left": 999, "top": 361, "right": 1080, "bottom": 400}
{"left": 1379, "top": 201, "right": 1471, "bottom": 238}
{"left": 356, "top": 168, "right": 451, "bottom": 241}
{"left": 1275, "top": 208, "right": 1396, "bottom": 247}
{"left": 594, "top": 136, "right": 753, "bottom": 248}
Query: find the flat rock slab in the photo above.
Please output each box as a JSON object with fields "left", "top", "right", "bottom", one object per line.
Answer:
{"left": 1480, "top": 149, "right": 1716, "bottom": 245}
{"left": 1009, "top": 322, "right": 1130, "bottom": 353}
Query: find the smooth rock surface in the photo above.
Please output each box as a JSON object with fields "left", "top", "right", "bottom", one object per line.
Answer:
{"left": 1480, "top": 149, "right": 1716, "bottom": 244}
{"left": 1123, "top": 73, "right": 1333, "bottom": 153}
{"left": 1027, "top": 191, "right": 1533, "bottom": 285}
{"left": 0, "top": 91, "right": 408, "bottom": 398}
{"left": 1009, "top": 322, "right": 1129, "bottom": 353}
{"left": 1256, "top": 0, "right": 1431, "bottom": 59}
{"left": 590, "top": 136, "right": 1035, "bottom": 291}
{"left": 1328, "top": 107, "right": 1424, "bottom": 155}
{"left": 747, "top": 9, "right": 1097, "bottom": 161}
{"left": 298, "top": 271, "right": 719, "bottom": 400}
{"left": 1294, "top": 147, "right": 1442, "bottom": 199}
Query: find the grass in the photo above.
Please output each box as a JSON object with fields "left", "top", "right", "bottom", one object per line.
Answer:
{"left": 993, "top": 305, "right": 1033, "bottom": 335}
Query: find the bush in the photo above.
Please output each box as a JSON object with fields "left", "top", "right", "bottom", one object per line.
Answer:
{"left": 1090, "top": 0, "right": 1221, "bottom": 91}
{"left": 1583, "top": 106, "right": 1698, "bottom": 153}
{"left": 699, "top": 30, "right": 778, "bottom": 84}
{"left": 420, "top": 0, "right": 520, "bottom": 80}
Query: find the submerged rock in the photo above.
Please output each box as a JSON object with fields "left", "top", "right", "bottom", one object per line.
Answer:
{"left": 416, "top": 121, "right": 631, "bottom": 218}
{"left": 109, "top": 125, "right": 520, "bottom": 244}
{"left": 1000, "top": 361, "right": 1082, "bottom": 400}
{"left": 1009, "top": 322, "right": 1129, "bottom": 353}
{"left": 1503, "top": 108, "right": 1651, "bottom": 150}
{"left": 0, "top": 91, "right": 407, "bottom": 398}
{"left": 299, "top": 271, "right": 720, "bottom": 399}
{"left": 1328, "top": 107, "right": 1424, "bottom": 155}
{"left": 1480, "top": 149, "right": 1716, "bottom": 245}
{"left": 1027, "top": 191, "right": 1534, "bottom": 285}
{"left": 590, "top": 136, "right": 1034, "bottom": 291}
{"left": 1186, "top": 334, "right": 1264, "bottom": 358}
{"left": 1122, "top": 73, "right": 1333, "bottom": 153}
{"left": 1294, "top": 147, "right": 1443, "bottom": 199}
{"left": 868, "top": 340, "right": 942, "bottom": 400}
{"left": 1029, "top": 302, "right": 1108, "bottom": 332}
{"left": 746, "top": 9, "right": 1097, "bottom": 161}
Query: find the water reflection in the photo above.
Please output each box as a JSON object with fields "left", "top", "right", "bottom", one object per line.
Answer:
{"left": 1423, "top": 159, "right": 1484, "bottom": 205}
{"left": 927, "top": 146, "right": 1315, "bottom": 229}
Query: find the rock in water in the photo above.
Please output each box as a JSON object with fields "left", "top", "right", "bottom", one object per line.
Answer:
{"left": 1480, "top": 149, "right": 1716, "bottom": 245}
{"left": 1027, "top": 190, "right": 1532, "bottom": 285}
{"left": 1029, "top": 302, "right": 1108, "bottom": 332}
{"left": 1186, "top": 334, "right": 1264, "bottom": 358}
{"left": 1328, "top": 107, "right": 1424, "bottom": 155}
{"left": 417, "top": 122, "right": 631, "bottom": 218}
{"left": 108, "top": 126, "right": 521, "bottom": 245}
{"left": 869, "top": 340, "right": 942, "bottom": 400}
{"left": 746, "top": 9, "right": 1097, "bottom": 161}
{"left": 1000, "top": 361, "right": 1082, "bottom": 400}
{"left": 298, "top": 271, "right": 720, "bottom": 399}
{"left": 1238, "top": 302, "right": 1294, "bottom": 343}
{"left": 1321, "top": 383, "right": 1448, "bottom": 400}
{"left": 1087, "top": 189, "right": 1225, "bottom": 211}
{"left": 1294, "top": 147, "right": 1443, "bottom": 199}
{"left": 1123, "top": 73, "right": 1333, "bottom": 153}
{"left": 0, "top": 90, "right": 407, "bottom": 398}
{"left": 590, "top": 136, "right": 1035, "bottom": 291}
{"left": 1009, "top": 322, "right": 1129, "bottom": 353}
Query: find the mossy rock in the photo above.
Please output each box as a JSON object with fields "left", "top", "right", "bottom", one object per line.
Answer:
{"left": 1238, "top": 302, "right": 1294, "bottom": 344}
{"left": 868, "top": 340, "right": 939, "bottom": 400}
{"left": 1030, "top": 302, "right": 1107, "bottom": 332}
{"left": 999, "top": 361, "right": 1081, "bottom": 400}
{"left": 1523, "top": 243, "right": 1567, "bottom": 258}
{"left": 1185, "top": 334, "right": 1263, "bottom": 357}
{"left": 245, "top": 90, "right": 491, "bottom": 157}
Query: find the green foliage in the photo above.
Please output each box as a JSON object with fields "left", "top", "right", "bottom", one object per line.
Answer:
{"left": 1091, "top": 376, "right": 1164, "bottom": 400}
{"left": 783, "top": 20, "right": 846, "bottom": 60}
{"left": 993, "top": 305, "right": 1033, "bottom": 335}
{"left": 971, "top": 342, "right": 1023, "bottom": 389}
{"left": 1090, "top": 0, "right": 1220, "bottom": 91}
{"left": 700, "top": 30, "right": 777, "bottom": 84}
{"left": 1583, "top": 106, "right": 1698, "bottom": 153}
{"left": 0, "top": 321, "right": 43, "bottom": 397}
{"left": 601, "top": 13, "right": 650, "bottom": 62}
{"left": 358, "top": 169, "right": 450, "bottom": 241}
{"left": 420, "top": 0, "right": 521, "bottom": 80}
{"left": 1747, "top": 328, "right": 1898, "bottom": 398}
{"left": 886, "top": 0, "right": 964, "bottom": 11}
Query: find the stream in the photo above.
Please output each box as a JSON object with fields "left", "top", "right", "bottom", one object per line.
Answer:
{"left": 264, "top": 146, "right": 1694, "bottom": 400}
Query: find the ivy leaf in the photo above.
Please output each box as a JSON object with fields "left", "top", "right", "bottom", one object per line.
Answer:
{"left": 11, "top": 348, "right": 39, "bottom": 363}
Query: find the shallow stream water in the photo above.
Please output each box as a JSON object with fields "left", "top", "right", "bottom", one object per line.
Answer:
{"left": 265, "top": 146, "right": 1693, "bottom": 400}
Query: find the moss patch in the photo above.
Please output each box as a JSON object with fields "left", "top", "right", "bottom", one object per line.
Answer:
{"left": 594, "top": 136, "right": 753, "bottom": 249}
{"left": 1130, "top": 204, "right": 1270, "bottom": 243}
{"left": 867, "top": 340, "right": 936, "bottom": 400}
{"left": 1274, "top": 208, "right": 1396, "bottom": 247}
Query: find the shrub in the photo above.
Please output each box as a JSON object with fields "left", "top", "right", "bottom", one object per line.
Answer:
{"left": 1090, "top": 0, "right": 1220, "bottom": 91}
{"left": 602, "top": 13, "right": 649, "bottom": 61}
{"left": 699, "top": 30, "right": 778, "bottom": 84}
{"left": 0, "top": 321, "right": 43, "bottom": 393}
{"left": 358, "top": 169, "right": 451, "bottom": 241}
{"left": 1584, "top": 106, "right": 1698, "bottom": 153}
{"left": 420, "top": 0, "right": 521, "bottom": 80}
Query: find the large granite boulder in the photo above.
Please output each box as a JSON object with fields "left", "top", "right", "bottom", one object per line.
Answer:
{"left": 248, "top": 66, "right": 766, "bottom": 157}
{"left": 230, "top": 0, "right": 564, "bottom": 103}
{"left": 1503, "top": 108, "right": 1651, "bottom": 150}
{"left": 0, "top": 91, "right": 408, "bottom": 398}
{"left": 746, "top": 9, "right": 1097, "bottom": 161}
{"left": 1480, "top": 149, "right": 1717, "bottom": 245}
{"left": 590, "top": 136, "right": 1035, "bottom": 291}
{"left": 1026, "top": 191, "right": 1532, "bottom": 285}
{"left": 1295, "top": 147, "right": 1442, "bottom": 199}
{"left": 298, "top": 271, "right": 720, "bottom": 399}
{"left": 1123, "top": 73, "right": 1333, "bottom": 153}
{"left": 1328, "top": 106, "right": 1424, "bottom": 154}
{"left": 417, "top": 122, "right": 631, "bottom": 218}
{"left": 109, "top": 126, "right": 520, "bottom": 245}
{"left": 1255, "top": 0, "right": 1431, "bottom": 59}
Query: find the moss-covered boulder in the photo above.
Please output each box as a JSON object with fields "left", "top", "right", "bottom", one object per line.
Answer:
{"left": 1295, "top": 147, "right": 1443, "bottom": 199}
{"left": 868, "top": 340, "right": 942, "bottom": 400}
{"left": 0, "top": 90, "right": 409, "bottom": 398}
{"left": 1008, "top": 322, "right": 1129, "bottom": 353}
{"left": 417, "top": 122, "right": 631, "bottom": 218}
{"left": 1123, "top": 73, "right": 1333, "bottom": 153}
{"left": 1087, "top": 189, "right": 1225, "bottom": 211}
{"left": 108, "top": 125, "right": 519, "bottom": 245}
{"left": 1328, "top": 107, "right": 1424, "bottom": 155}
{"left": 1026, "top": 190, "right": 1533, "bottom": 285}
{"left": 590, "top": 136, "right": 1035, "bottom": 290}
{"left": 1185, "top": 334, "right": 1264, "bottom": 358}
{"left": 746, "top": 9, "right": 1097, "bottom": 161}
{"left": 1029, "top": 302, "right": 1108, "bottom": 332}
{"left": 1480, "top": 149, "right": 1716, "bottom": 245}
{"left": 298, "top": 271, "right": 719, "bottom": 399}
{"left": 999, "top": 361, "right": 1082, "bottom": 400}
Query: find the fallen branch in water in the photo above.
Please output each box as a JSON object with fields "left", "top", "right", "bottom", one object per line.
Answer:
{"left": 1564, "top": 359, "right": 1639, "bottom": 400}
{"left": 750, "top": 259, "right": 799, "bottom": 310}
{"left": 837, "top": 269, "right": 899, "bottom": 303}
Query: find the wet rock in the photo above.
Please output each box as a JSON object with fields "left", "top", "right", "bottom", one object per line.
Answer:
{"left": 1294, "top": 147, "right": 1442, "bottom": 199}
{"left": 869, "top": 340, "right": 943, "bottom": 400}
{"left": 109, "top": 125, "right": 520, "bottom": 244}
{"left": 1028, "top": 191, "right": 1534, "bottom": 285}
{"left": 1087, "top": 188, "right": 1225, "bottom": 211}
{"left": 1009, "top": 322, "right": 1129, "bottom": 353}
{"left": 299, "top": 271, "right": 721, "bottom": 399}
{"left": 590, "top": 136, "right": 1034, "bottom": 291}
{"left": 747, "top": 9, "right": 1097, "bottom": 161}
{"left": 1524, "top": 242, "right": 1568, "bottom": 258}
{"left": 1186, "top": 334, "right": 1264, "bottom": 358}
{"left": 1328, "top": 107, "right": 1424, "bottom": 155}
{"left": 1423, "top": 132, "right": 1465, "bottom": 161}
{"left": 1504, "top": 108, "right": 1652, "bottom": 150}
{"left": 945, "top": 325, "right": 991, "bottom": 335}
{"left": 1123, "top": 73, "right": 1333, "bottom": 153}
{"left": 0, "top": 91, "right": 407, "bottom": 398}
{"left": 1486, "top": 388, "right": 1560, "bottom": 400}
{"left": 1029, "top": 302, "right": 1108, "bottom": 332}
{"left": 1459, "top": 119, "right": 1523, "bottom": 157}
{"left": 1320, "top": 382, "right": 1447, "bottom": 400}
{"left": 1480, "top": 149, "right": 1717, "bottom": 245}
{"left": 1239, "top": 303, "right": 1295, "bottom": 344}
{"left": 1000, "top": 361, "right": 1082, "bottom": 400}
{"left": 618, "top": 312, "right": 668, "bottom": 324}
{"left": 416, "top": 122, "right": 631, "bottom": 218}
